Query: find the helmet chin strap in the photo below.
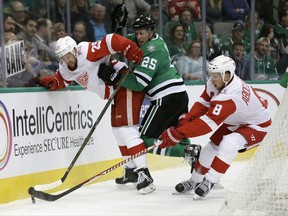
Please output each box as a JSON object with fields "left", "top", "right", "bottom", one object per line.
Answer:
{"left": 69, "top": 47, "right": 78, "bottom": 59}
{"left": 148, "top": 29, "right": 155, "bottom": 41}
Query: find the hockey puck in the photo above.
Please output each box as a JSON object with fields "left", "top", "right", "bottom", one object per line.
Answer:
{"left": 31, "top": 195, "right": 36, "bottom": 204}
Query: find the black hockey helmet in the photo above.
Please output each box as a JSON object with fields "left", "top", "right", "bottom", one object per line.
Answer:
{"left": 133, "top": 15, "right": 155, "bottom": 31}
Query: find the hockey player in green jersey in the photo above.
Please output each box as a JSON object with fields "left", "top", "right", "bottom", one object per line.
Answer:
{"left": 280, "top": 72, "right": 288, "bottom": 88}
{"left": 99, "top": 14, "right": 201, "bottom": 188}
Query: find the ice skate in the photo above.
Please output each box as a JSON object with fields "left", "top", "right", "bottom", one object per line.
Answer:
{"left": 194, "top": 177, "right": 214, "bottom": 197}
{"left": 115, "top": 167, "right": 138, "bottom": 189}
{"left": 174, "top": 179, "right": 199, "bottom": 194}
{"left": 136, "top": 168, "right": 155, "bottom": 195}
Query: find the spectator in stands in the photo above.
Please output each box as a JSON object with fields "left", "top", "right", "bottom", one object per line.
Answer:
{"left": 243, "top": 11, "right": 263, "bottom": 43}
{"left": 259, "top": 23, "right": 286, "bottom": 64}
{"left": 9, "top": 1, "right": 28, "bottom": 34}
{"left": 162, "top": 0, "right": 171, "bottom": 20}
{"left": 125, "top": 0, "right": 151, "bottom": 33}
{"left": 245, "top": 37, "right": 278, "bottom": 80}
{"left": 276, "top": 53, "right": 288, "bottom": 79}
{"left": 168, "top": 0, "right": 201, "bottom": 22}
{"left": 221, "top": 0, "right": 250, "bottom": 22}
{"left": 230, "top": 42, "right": 249, "bottom": 80}
{"left": 35, "top": 18, "right": 59, "bottom": 71}
{"left": 89, "top": 3, "right": 108, "bottom": 41}
{"left": 274, "top": 9, "right": 288, "bottom": 54}
{"left": 2, "top": 34, "right": 35, "bottom": 87}
{"left": 48, "top": 0, "right": 68, "bottom": 30}
{"left": 179, "top": 9, "right": 198, "bottom": 44}
{"left": 29, "top": 0, "right": 49, "bottom": 19}
{"left": 71, "top": 0, "right": 95, "bottom": 41}
{"left": 16, "top": 17, "right": 39, "bottom": 58}
{"left": 3, "top": 13, "right": 16, "bottom": 33}
{"left": 72, "top": 21, "right": 90, "bottom": 43}
{"left": 198, "top": 25, "right": 221, "bottom": 61}
{"left": 175, "top": 40, "right": 209, "bottom": 81}
{"left": 17, "top": 17, "right": 57, "bottom": 79}
{"left": 4, "top": 31, "right": 52, "bottom": 87}
{"left": 100, "top": 0, "right": 122, "bottom": 33}
{"left": 49, "top": 22, "right": 67, "bottom": 50}
{"left": 206, "top": 0, "right": 223, "bottom": 24}
{"left": 165, "top": 23, "right": 189, "bottom": 64}
{"left": 220, "top": 21, "right": 250, "bottom": 57}
{"left": 35, "top": 18, "right": 54, "bottom": 47}
{"left": 278, "top": 0, "right": 288, "bottom": 15}
{"left": 256, "top": 0, "right": 274, "bottom": 24}
{"left": 164, "top": 9, "right": 198, "bottom": 44}
{"left": 149, "top": 3, "right": 169, "bottom": 34}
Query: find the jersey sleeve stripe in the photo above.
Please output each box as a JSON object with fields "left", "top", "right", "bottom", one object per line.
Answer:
{"left": 198, "top": 97, "right": 210, "bottom": 108}
{"left": 105, "top": 34, "right": 116, "bottom": 54}
{"left": 135, "top": 76, "right": 148, "bottom": 87}
{"left": 134, "top": 70, "right": 152, "bottom": 82}
{"left": 200, "top": 115, "right": 218, "bottom": 130}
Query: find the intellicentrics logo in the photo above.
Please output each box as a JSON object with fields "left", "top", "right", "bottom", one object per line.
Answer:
{"left": 0, "top": 100, "right": 12, "bottom": 170}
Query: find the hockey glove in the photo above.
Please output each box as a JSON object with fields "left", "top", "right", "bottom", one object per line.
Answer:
{"left": 98, "top": 63, "right": 122, "bottom": 86}
{"left": 27, "top": 77, "right": 40, "bottom": 87}
{"left": 111, "top": 4, "right": 128, "bottom": 32}
{"left": 39, "top": 72, "right": 66, "bottom": 91}
{"left": 178, "top": 113, "right": 190, "bottom": 127}
{"left": 158, "top": 127, "right": 185, "bottom": 149}
{"left": 124, "top": 43, "right": 143, "bottom": 64}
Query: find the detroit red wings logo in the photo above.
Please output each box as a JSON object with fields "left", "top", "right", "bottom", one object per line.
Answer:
{"left": 76, "top": 71, "right": 89, "bottom": 88}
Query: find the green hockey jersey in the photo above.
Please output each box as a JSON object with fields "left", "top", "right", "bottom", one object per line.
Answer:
{"left": 122, "top": 33, "right": 187, "bottom": 101}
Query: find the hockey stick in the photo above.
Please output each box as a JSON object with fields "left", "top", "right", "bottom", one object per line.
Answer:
{"left": 113, "top": 0, "right": 126, "bottom": 33}
{"left": 28, "top": 141, "right": 161, "bottom": 202}
{"left": 32, "top": 62, "right": 134, "bottom": 192}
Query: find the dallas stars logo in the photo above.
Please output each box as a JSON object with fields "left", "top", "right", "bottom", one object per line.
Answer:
{"left": 147, "top": 44, "right": 156, "bottom": 53}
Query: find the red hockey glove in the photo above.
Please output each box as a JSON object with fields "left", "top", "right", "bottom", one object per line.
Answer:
{"left": 158, "top": 127, "right": 185, "bottom": 149}
{"left": 177, "top": 113, "right": 190, "bottom": 127}
{"left": 39, "top": 72, "right": 66, "bottom": 91}
{"left": 124, "top": 43, "right": 143, "bottom": 64}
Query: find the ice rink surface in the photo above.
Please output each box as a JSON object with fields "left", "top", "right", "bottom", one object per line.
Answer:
{"left": 0, "top": 161, "right": 247, "bottom": 216}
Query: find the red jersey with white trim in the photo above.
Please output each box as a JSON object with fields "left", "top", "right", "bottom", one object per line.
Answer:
{"left": 58, "top": 33, "right": 132, "bottom": 99}
{"left": 177, "top": 75, "right": 271, "bottom": 137}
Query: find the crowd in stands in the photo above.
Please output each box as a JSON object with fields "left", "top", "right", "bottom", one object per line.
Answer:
{"left": 1, "top": 0, "right": 288, "bottom": 87}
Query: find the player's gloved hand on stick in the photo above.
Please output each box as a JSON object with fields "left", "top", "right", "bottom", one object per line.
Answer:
{"left": 27, "top": 77, "right": 40, "bottom": 87}
{"left": 177, "top": 113, "right": 190, "bottom": 127}
{"left": 124, "top": 43, "right": 143, "bottom": 64}
{"left": 39, "top": 72, "right": 66, "bottom": 91}
{"left": 98, "top": 63, "right": 122, "bottom": 86}
{"left": 111, "top": 4, "right": 128, "bottom": 32}
{"left": 158, "top": 127, "right": 185, "bottom": 149}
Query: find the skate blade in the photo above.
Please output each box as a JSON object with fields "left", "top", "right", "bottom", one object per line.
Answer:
{"left": 193, "top": 194, "right": 203, "bottom": 200}
{"left": 172, "top": 191, "right": 193, "bottom": 195}
{"left": 139, "top": 183, "right": 156, "bottom": 195}
{"left": 116, "top": 183, "right": 136, "bottom": 190}
{"left": 213, "top": 183, "right": 224, "bottom": 189}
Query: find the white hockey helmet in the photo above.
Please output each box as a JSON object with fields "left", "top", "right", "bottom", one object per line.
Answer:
{"left": 55, "top": 36, "right": 77, "bottom": 59}
{"left": 208, "top": 55, "right": 236, "bottom": 83}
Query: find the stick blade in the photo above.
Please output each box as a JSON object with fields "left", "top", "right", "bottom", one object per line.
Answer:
{"left": 28, "top": 187, "right": 59, "bottom": 202}
{"left": 34, "top": 180, "right": 62, "bottom": 191}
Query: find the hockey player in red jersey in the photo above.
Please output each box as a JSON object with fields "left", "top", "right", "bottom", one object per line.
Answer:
{"left": 158, "top": 55, "right": 272, "bottom": 198}
{"left": 38, "top": 35, "right": 156, "bottom": 195}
